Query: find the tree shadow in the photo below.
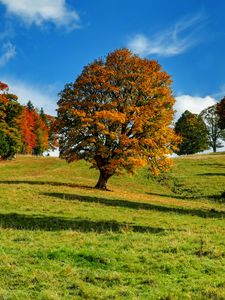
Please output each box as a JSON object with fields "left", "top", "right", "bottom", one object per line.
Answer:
{"left": 0, "top": 213, "right": 165, "bottom": 233}
{"left": 197, "top": 163, "right": 225, "bottom": 168}
{"left": 43, "top": 192, "right": 225, "bottom": 219}
{"left": 197, "top": 173, "right": 225, "bottom": 177}
{"left": 0, "top": 180, "right": 93, "bottom": 190}
{"left": 148, "top": 192, "right": 225, "bottom": 203}
{"left": 147, "top": 192, "right": 224, "bottom": 202}
{"left": 147, "top": 192, "right": 190, "bottom": 200}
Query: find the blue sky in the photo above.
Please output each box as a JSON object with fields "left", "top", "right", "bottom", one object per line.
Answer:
{"left": 0, "top": 0, "right": 225, "bottom": 118}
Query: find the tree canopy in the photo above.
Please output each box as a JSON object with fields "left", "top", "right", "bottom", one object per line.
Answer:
{"left": 175, "top": 110, "right": 209, "bottom": 155}
{"left": 0, "top": 81, "right": 57, "bottom": 159}
{"left": 57, "top": 49, "right": 179, "bottom": 189}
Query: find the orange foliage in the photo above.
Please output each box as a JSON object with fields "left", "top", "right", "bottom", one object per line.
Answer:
{"left": 0, "top": 82, "right": 8, "bottom": 91}
{"left": 1, "top": 81, "right": 55, "bottom": 157}
{"left": 19, "top": 107, "right": 36, "bottom": 154}
{"left": 57, "top": 49, "right": 179, "bottom": 189}
{"left": 19, "top": 107, "right": 49, "bottom": 154}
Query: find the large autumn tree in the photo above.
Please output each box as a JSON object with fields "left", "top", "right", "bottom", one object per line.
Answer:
{"left": 57, "top": 49, "right": 179, "bottom": 189}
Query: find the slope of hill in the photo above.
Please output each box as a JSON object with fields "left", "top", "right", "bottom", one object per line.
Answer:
{"left": 0, "top": 154, "right": 225, "bottom": 299}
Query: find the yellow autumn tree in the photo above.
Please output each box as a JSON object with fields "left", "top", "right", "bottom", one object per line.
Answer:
{"left": 57, "top": 49, "right": 179, "bottom": 189}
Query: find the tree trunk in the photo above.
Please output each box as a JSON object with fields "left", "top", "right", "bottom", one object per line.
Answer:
{"left": 95, "top": 171, "right": 111, "bottom": 190}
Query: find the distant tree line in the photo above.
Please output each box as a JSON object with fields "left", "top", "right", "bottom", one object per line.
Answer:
{"left": 1, "top": 48, "right": 225, "bottom": 189}
{"left": 0, "top": 81, "right": 57, "bottom": 160}
{"left": 174, "top": 102, "right": 225, "bottom": 155}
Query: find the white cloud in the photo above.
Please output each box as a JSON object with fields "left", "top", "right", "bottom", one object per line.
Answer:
{"left": 0, "top": 42, "right": 16, "bottom": 67}
{"left": 174, "top": 95, "right": 216, "bottom": 120}
{"left": 2, "top": 77, "right": 58, "bottom": 115}
{"left": 128, "top": 14, "right": 204, "bottom": 57}
{"left": 128, "top": 35, "right": 149, "bottom": 56}
{"left": 0, "top": 0, "right": 80, "bottom": 29}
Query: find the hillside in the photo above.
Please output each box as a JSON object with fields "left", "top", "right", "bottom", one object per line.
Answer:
{"left": 0, "top": 154, "right": 225, "bottom": 299}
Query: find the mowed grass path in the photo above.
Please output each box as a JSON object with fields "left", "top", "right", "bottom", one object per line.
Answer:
{"left": 0, "top": 154, "right": 225, "bottom": 299}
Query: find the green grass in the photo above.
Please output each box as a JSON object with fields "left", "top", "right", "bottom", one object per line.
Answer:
{"left": 0, "top": 154, "right": 225, "bottom": 299}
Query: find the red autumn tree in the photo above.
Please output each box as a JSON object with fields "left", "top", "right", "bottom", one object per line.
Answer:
{"left": 19, "top": 103, "right": 50, "bottom": 155}
{"left": 19, "top": 105, "right": 37, "bottom": 154}
{"left": 57, "top": 49, "right": 179, "bottom": 189}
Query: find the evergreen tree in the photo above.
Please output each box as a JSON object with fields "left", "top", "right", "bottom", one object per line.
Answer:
{"left": 40, "top": 107, "right": 47, "bottom": 123}
{"left": 175, "top": 110, "right": 209, "bottom": 155}
{"left": 27, "top": 100, "right": 34, "bottom": 111}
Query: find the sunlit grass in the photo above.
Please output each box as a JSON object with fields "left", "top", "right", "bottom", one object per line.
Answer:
{"left": 0, "top": 154, "right": 225, "bottom": 299}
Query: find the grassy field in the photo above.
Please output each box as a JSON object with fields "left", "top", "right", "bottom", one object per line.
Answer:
{"left": 0, "top": 153, "right": 225, "bottom": 299}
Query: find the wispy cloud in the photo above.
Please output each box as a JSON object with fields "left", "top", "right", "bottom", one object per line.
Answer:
{"left": 128, "top": 13, "right": 205, "bottom": 57}
{"left": 0, "top": 21, "right": 14, "bottom": 41}
{"left": 0, "top": 0, "right": 80, "bottom": 30}
{"left": 0, "top": 42, "right": 16, "bottom": 67}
